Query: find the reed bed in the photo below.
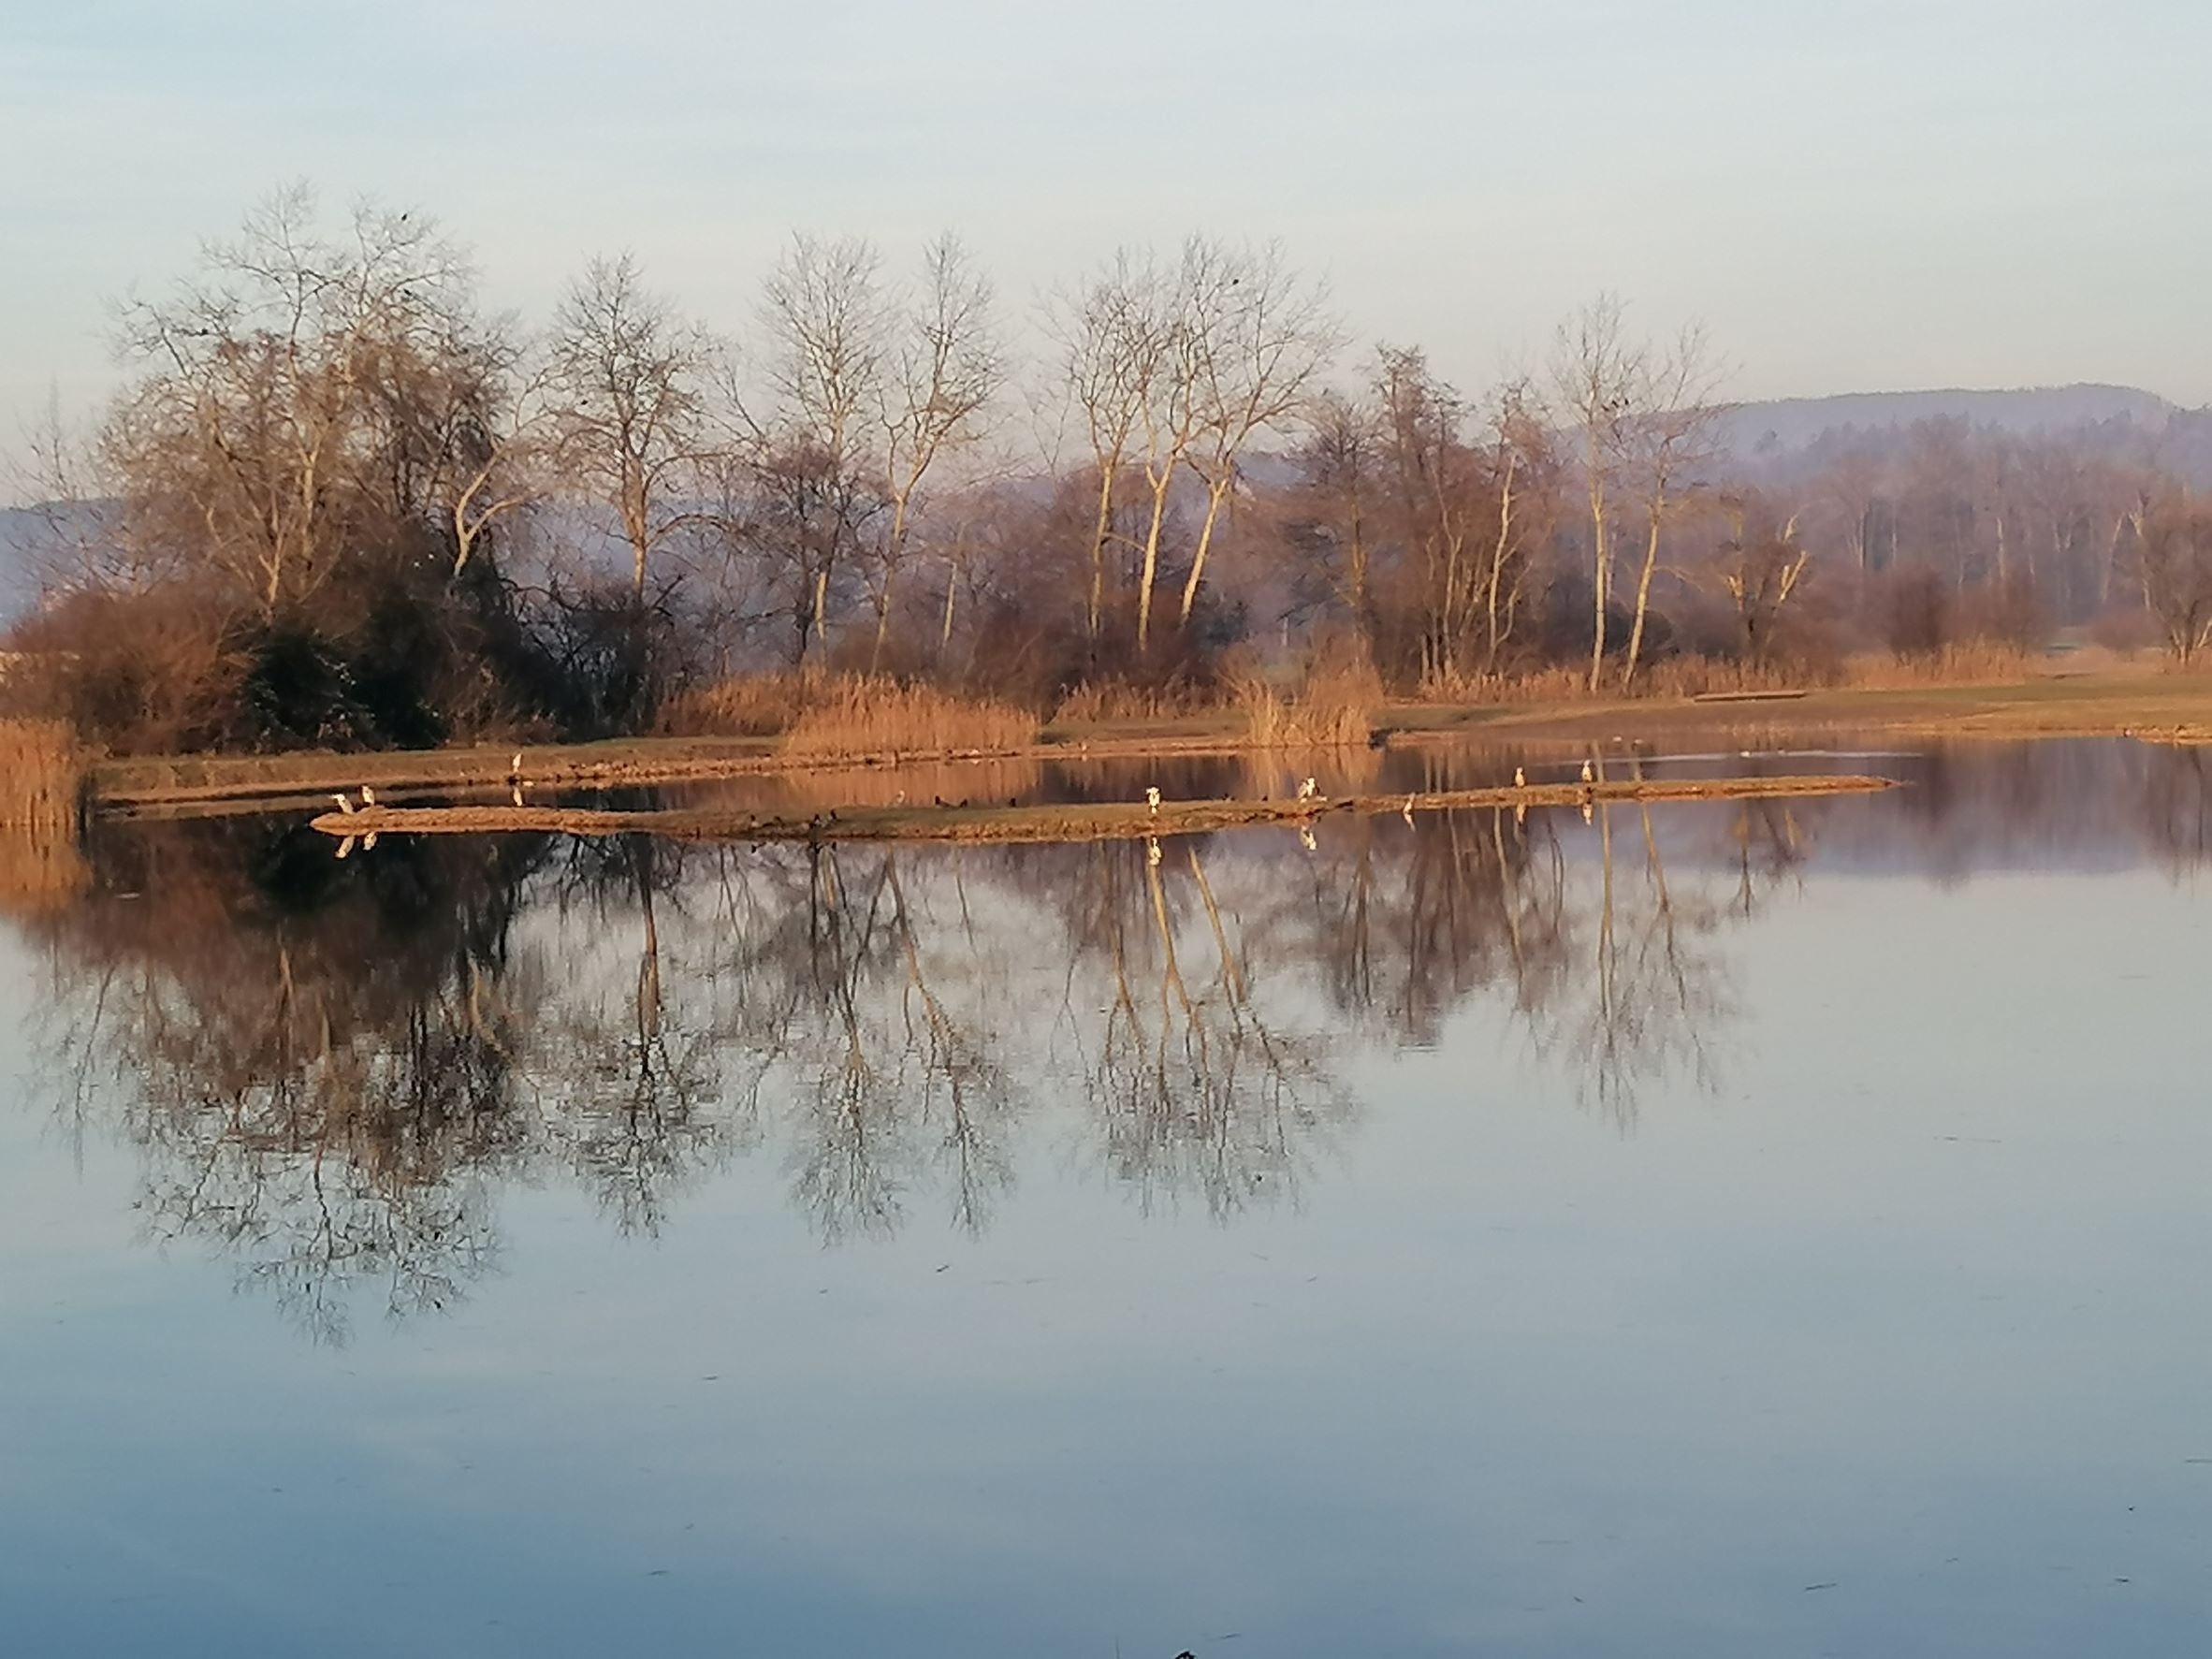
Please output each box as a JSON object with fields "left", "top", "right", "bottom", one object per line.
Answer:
{"left": 1230, "top": 651, "right": 1384, "bottom": 749}
{"left": 664, "top": 673, "right": 1041, "bottom": 760}
{"left": 0, "top": 719, "right": 85, "bottom": 831}
{"left": 1432, "top": 645, "right": 2042, "bottom": 706}
{"left": 1050, "top": 679, "right": 1209, "bottom": 726}
{"left": 0, "top": 719, "right": 89, "bottom": 911}
{"left": 780, "top": 677, "right": 1040, "bottom": 761}
{"left": 661, "top": 673, "right": 813, "bottom": 737}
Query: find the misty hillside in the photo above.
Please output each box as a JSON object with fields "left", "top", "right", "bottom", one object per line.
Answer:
{"left": 0, "top": 507, "right": 47, "bottom": 623}
{"left": 1716, "top": 383, "right": 2180, "bottom": 461}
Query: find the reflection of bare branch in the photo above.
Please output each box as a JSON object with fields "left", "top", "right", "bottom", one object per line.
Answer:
{"left": 16, "top": 779, "right": 1851, "bottom": 1338}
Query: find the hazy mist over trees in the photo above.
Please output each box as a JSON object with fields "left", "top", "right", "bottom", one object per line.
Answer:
{"left": 8, "top": 188, "right": 2212, "bottom": 755}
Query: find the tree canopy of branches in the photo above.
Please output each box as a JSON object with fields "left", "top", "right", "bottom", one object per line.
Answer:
{"left": 10, "top": 191, "right": 2207, "bottom": 758}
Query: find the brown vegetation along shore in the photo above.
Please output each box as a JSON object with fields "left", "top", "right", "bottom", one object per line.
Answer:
{"left": 86, "top": 672, "right": 2212, "bottom": 819}
{"left": 0, "top": 719, "right": 89, "bottom": 911}
{"left": 307, "top": 773, "right": 1899, "bottom": 848}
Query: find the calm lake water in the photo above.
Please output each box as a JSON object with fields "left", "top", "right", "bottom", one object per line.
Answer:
{"left": 3, "top": 737, "right": 2208, "bottom": 1657}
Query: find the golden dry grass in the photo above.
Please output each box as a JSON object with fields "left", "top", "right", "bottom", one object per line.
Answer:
{"left": 1443, "top": 646, "right": 2043, "bottom": 706}
{"left": 0, "top": 719, "right": 89, "bottom": 910}
{"left": 664, "top": 673, "right": 1040, "bottom": 760}
{"left": 1230, "top": 648, "right": 1385, "bottom": 749}
{"left": 1050, "top": 679, "right": 1207, "bottom": 725}
{"left": 779, "top": 677, "right": 1040, "bottom": 761}
{"left": 0, "top": 719, "right": 85, "bottom": 830}
{"left": 660, "top": 673, "right": 814, "bottom": 738}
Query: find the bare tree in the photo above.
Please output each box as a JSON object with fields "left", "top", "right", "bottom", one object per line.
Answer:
{"left": 1047, "top": 252, "right": 1159, "bottom": 650}
{"left": 108, "top": 185, "right": 483, "bottom": 618}
{"left": 2132, "top": 497, "right": 2212, "bottom": 664}
{"left": 546, "top": 254, "right": 710, "bottom": 600}
{"left": 1618, "top": 324, "right": 1727, "bottom": 687}
{"left": 1175, "top": 241, "right": 1339, "bottom": 630}
{"left": 1550, "top": 295, "right": 1641, "bottom": 691}
{"left": 1711, "top": 501, "right": 1812, "bottom": 663}
{"left": 1128, "top": 240, "right": 1212, "bottom": 653}
{"left": 1287, "top": 386, "right": 1382, "bottom": 636}
{"left": 1477, "top": 377, "right": 1551, "bottom": 676}
{"left": 871, "top": 233, "right": 1002, "bottom": 667}
{"left": 748, "top": 233, "right": 893, "bottom": 664}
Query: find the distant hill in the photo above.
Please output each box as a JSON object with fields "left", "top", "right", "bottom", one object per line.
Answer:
{"left": 0, "top": 506, "right": 50, "bottom": 625}
{"left": 1715, "top": 384, "right": 2180, "bottom": 461}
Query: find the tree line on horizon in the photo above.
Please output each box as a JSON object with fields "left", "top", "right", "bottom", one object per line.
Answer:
{"left": 11, "top": 186, "right": 2212, "bottom": 756}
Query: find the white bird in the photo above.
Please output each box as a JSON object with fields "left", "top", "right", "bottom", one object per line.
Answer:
{"left": 1513, "top": 766, "right": 1526, "bottom": 788}
{"left": 1402, "top": 794, "right": 1416, "bottom": 826}
{"left": 511, "top": 782, "right": 526, "bottom": 808}
{"left": 1297, "top": 776, "right": 1317, "bottom": 801}
{"left": 360, "top": 785, "right": 377, "bottom": 807}
{"left": 332, "top": 793, "right": 356, "bottom": 814}
{"left": 509, "top": 750, "right": 524, "bottom": 779}
{"left": 1145, "top": 785, "right": 1161, "bottom": 815}
{"left": 1580, "top": 759, "right": 1594, "bottom": 784}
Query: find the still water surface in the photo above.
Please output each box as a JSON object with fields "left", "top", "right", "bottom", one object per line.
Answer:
{"left": 3, "top": 738, "right": 2208, "bottom": 1656}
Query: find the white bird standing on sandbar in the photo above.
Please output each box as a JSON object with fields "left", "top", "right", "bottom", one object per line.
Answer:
{"left": 332, "top": 793, "right": 356, "bottom": 814}
{"left": 1297, "top": 777, "right": 1317, "bottom": 801}
{"left": 1145, "top": 786, "right": 1161, "bottom": 816}
{"left": 1513, "top": 766, "right": 1526, "bottom": 788}
{"left": 360, "top": 785, "right": 377, "bottom": 807}
{"left": 1580, "top": 759, "right": 1595, "bottom": 784}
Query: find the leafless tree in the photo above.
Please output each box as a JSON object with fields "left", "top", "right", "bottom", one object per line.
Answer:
{"left": 2132, "top": 497, "right": 2212, "bottom": 664}
{"left": 108, "top": 185, "right": 486, "bottom": 617}
{"left": 546, "top": 253, "right": 711, "bottom": 599}
{"left": 1047, "top": 252, "right": 1160, "bottom": 649}
{"left": 871, "top": 233, "right": 1003, "bottom": 666}
{"left": 1175, "top": 241, "right": 1339, "bottom": 630}
{"left": 1617, "top": 324, "right": 1727, "bottom": 687}
{"left": 1550, "top": 295, "right": 1641, "bottom": 691}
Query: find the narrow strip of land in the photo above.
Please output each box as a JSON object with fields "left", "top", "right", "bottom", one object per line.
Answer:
{"left": 307, "top": 773, "right": 1899, "bottom": 848}
{"left": 90, "top": 674, "right": 2212, "bottom": 820}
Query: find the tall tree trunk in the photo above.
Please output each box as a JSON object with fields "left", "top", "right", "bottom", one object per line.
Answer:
{"left": 1622, "top": 500, "right": 1664, "bottom": 690}
{"left": 1178, "top": 479, "right": 1231, "bottom": 627}
{"left": 1136, "top": 487, "right": 1170, "bottom": 652}
{"left": 1587, "top": 498, "right": 1609, "bottom": 692}
{"left": 1085, "top": 467, "right": 1114, "bottom": 644}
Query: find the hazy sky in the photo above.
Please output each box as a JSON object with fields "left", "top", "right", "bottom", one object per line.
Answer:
{"left": 6, "top": 0, "right": 2210, "bottom": 481}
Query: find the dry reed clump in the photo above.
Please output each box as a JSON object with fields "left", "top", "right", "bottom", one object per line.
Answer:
{"left": 1427, "top": 644, "right": 2042, "bottom": 707}
{"left": 1230, "top": 650, "right": 1385, "bottom": 749}
{"left": 780, "top": 677, "right": 1041, "bottom": 761}
{"left": 1834, "top": 642, "right": 2038, "bottom": 689}
{"left": 1049, "top": 679, "right": 1208, "bottom": 726}
{"left": 0, "top": 719, "right": 85, "bottom": 831}
{"left": 0, "top": 719, "right": 89, "bottom": 911}
{"left": 660, "top": 674, "right": 813, "bottom": 737}
{"left": 662, "top": 673, "right": 1041, "bottom": 759}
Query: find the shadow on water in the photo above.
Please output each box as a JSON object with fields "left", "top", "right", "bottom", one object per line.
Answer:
{"left": 7, "top": 736, "right": 2210, "bottom": 1341}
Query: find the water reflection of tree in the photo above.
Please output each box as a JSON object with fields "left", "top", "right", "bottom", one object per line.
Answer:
{"left": 17, "top": 782, "right": 1856, "bottom": 1338}
{"left": 537, "top": 835, "right": 730, "bottom": 1237}
{"left": 27, "top": 824, "right": 544, "bottom": 1341}
{"left": 1065, "top": 838, "right": 1344, "bottom": 1218}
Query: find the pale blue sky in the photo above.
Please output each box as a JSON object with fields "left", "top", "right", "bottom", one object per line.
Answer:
{"left": 6, "top": 0, "right": 2210, "bottom": 475}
